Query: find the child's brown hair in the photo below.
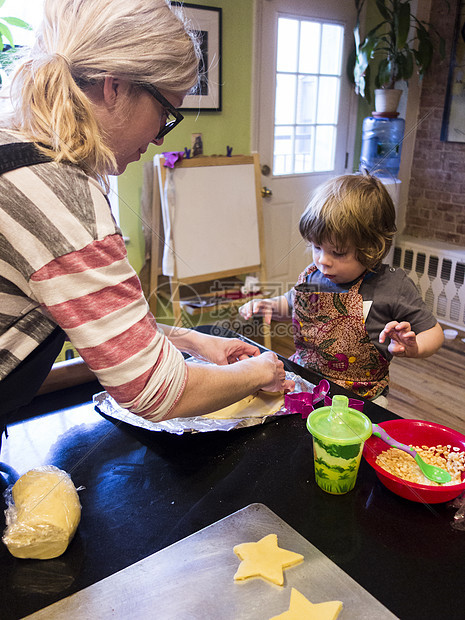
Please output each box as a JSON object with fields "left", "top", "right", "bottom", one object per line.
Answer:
{"left": 299, "top": 172, "right": 397, "bottom": 270}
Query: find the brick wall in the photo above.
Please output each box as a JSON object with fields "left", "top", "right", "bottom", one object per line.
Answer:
{"left": 405, "top": 0, "right": 465, "bottom": 246}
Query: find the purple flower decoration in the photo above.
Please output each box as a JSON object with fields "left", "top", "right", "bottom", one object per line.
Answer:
{"left": 163, "top": 151, "right": 184, "bottom": 168}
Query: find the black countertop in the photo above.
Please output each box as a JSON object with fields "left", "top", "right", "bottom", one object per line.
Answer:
{"left": 1, "top": 327, "right": 464, "bottom": 619}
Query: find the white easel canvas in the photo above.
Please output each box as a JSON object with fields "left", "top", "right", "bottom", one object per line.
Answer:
{"left": 155, "top": 155, "right": 264, "bottom": 283}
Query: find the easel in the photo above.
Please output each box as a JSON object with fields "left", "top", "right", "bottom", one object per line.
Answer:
{"left": 149, "top": 153, "right": 271, "bottom": 349}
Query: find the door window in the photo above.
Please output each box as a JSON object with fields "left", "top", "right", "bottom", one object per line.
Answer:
{"left": 273, "top": 17, "right": 344, "bottom": 176}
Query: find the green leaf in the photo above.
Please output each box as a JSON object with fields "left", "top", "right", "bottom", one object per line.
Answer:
{"left": 319, "top": 338, "right": 338, "bottom": 351}
{"left": 353, "top": 23, "right": 383, "bottom": 98}
{"left": 2, "top": 17, "right": 32, "bottom": 30}
{"left": 403, "top": 48, "right": 414, "bottom": 80}
{"left": 363, "top": 64, "right": 372, "bottom": 104}
{"left": 353, "top": 23, "right": 361, "bottom": 50}
{"left": 333, "top": 293, "right": 348, "bottom": 315}
{"left": 0, "top": 0, "right": 6, "bottom": 9}
{"left": 416, "top": 31, "right": 433, "bottom": 73}
{"left": 346, "top": 45, "right": 356, "bottom": 85}
{"left": 396, "top": 49, "right": 413, "bottom": 81}
{"left": 375, "top": 0, "right": 391, "bottom": 21}
{"left": 396, "top": 2, "right": 410, "bottom": 50}
{"left": 0, "top": 22, "right": 14, "bottom": 48}
{"left": 376, "top": 57, "right": 392, "bottom": 88}
{"left": 315, "top": 314, "right": 332, "bottom": 323}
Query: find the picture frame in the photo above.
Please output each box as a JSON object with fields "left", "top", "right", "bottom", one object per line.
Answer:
{"left": 441, "top": 0, "right": 465, "bottom": 142}
{"left": 175, "top": 3, "right": 222, "bottom": 111}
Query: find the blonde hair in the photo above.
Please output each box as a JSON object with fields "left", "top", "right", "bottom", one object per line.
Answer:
{"left": 6, "top": 0, "right": 200, "bottom": 184}
{"left": 299, "top": 173, "right": 397, "bottom": 270}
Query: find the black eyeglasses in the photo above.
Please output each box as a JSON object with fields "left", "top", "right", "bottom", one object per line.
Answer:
{"left": 139, "top": 83, "right": 184, "bottom": 140}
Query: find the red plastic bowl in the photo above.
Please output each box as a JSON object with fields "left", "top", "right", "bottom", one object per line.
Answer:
{"left": 363, "top": 419, "right": 465, "bottom": 503}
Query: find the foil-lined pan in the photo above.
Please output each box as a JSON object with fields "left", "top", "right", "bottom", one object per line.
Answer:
{"left": 93, "top": 372, "right": 315, "bottom": 435}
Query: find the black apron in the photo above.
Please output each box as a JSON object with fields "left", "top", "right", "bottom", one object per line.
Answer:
{"left": 0, "top": 143, "right": 66, "bottom": 447}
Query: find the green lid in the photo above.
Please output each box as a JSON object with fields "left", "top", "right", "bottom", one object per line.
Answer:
{"left": 306, "top": 395, "right": 372, "bottom": 444}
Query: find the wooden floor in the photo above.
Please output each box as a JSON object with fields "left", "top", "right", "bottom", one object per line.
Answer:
{"left": 271, "top": 331, "right": 465, "bottom": 435}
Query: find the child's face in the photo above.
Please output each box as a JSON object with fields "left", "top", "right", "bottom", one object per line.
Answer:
{"left": 311, "top": 240, "right": 366, "bottom": 284}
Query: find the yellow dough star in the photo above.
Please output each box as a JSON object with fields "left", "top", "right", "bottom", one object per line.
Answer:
{"left": 233, "top": 534, "right": 304, "bottom": 586}
{"left": 269, "top": 588, "right": 343, "bottom": 620}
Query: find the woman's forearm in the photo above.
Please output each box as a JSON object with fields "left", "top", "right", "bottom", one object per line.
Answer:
{"left": 168, "top": 352, "right": 288, "bottom": 419}
{"left": 157, "top": 323, "right": 202, "bottom": 356}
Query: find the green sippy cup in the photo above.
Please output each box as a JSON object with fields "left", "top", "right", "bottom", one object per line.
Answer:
{"left": 306, "top": 395, "right": 372, "bottom": 494}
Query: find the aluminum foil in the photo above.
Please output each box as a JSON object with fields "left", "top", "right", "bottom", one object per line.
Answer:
{"left": 93, "top": 372, "right": 315, "bottom": 435}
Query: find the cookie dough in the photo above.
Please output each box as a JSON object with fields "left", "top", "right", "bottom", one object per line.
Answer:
{"left": 204, "top": 391, "right": 284, "bottom": 420}
{"left": 269, "top": 588, "right": 343, "bottom": 620}
{"left": 3, "top": 466, "right": 81, "bottom": 560}
{"left": 233, "top": 533, "right": 304, "bottom": 586}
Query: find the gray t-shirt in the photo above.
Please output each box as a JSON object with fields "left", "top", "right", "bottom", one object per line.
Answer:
{"left": 284, "top": 264, "right": 437, "bottom": 360}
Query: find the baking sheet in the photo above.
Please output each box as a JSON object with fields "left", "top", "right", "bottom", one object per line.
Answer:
{"left": 25, "top": 503, "right": 399, "bottom": 620}
{"left": 93, "top": 371, "right": 313, "bottom": 435}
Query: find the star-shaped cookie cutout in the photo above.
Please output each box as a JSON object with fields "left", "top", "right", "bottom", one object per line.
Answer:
{"left": 233, "top": 534, "right": 304, "bottom": 586}
{"left": 269, "top": 588, "right": 343, "bottom": 620}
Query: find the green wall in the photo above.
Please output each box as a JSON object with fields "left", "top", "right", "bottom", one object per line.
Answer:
{"left": 118, "top": 0, "right": 254, "bottom": 273}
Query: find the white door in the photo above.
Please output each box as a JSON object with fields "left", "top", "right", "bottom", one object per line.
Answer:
{"left": 253, "top": 0, "right": 358, "bottom": 295}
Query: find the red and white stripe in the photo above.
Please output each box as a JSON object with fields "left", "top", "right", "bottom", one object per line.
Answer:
{"left": 30, "top": 234, "right": 187, "bottom": 421}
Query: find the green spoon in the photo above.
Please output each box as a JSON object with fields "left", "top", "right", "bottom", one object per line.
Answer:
{"left": 372, "top": 424, "right": 452, "bottom": 484}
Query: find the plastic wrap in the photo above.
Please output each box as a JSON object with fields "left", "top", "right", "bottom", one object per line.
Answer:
{"left": 94, "top": 372, "right": 316, "bottom": 435}
{"left": 2, "top": 466, "right": 81, "bottom": 560}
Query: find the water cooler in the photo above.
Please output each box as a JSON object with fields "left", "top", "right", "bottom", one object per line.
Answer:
{"left": 359, "top": 112, "right": 404, "bottom": 265}
{"left": 359, "top": 114, "right": 405, "bottom": 178}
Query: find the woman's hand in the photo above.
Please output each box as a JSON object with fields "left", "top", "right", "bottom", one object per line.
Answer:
{"left": 250, "top": 350, "right": 295, "bottom": 392}
{"left": 191, "top": 335, "right": 260, "bottom": 365}
{"left": 158, "top": 325, "right": 260, "bottom": 365}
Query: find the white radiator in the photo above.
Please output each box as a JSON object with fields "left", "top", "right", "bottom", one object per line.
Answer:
{"left": 391, "top": 236, "right": 465, "bottom": 332}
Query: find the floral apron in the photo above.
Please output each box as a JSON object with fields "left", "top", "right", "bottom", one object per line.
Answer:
{"left": 290, "top": 265, "right": 389, "bottom": 399}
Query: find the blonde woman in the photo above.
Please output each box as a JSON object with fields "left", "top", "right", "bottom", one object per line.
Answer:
{"left": 240, "top": 173, "right": 443, "bottom": 407}
{"left": 0, "top": 0, "right": 293, "bottom": 432}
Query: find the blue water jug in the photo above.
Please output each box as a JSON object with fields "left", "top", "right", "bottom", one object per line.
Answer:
{"left": 360, "top": 116, "right": 405, "bottom": 177}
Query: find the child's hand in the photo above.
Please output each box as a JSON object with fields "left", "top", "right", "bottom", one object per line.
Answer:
{"left": 239, "top": 299, "right": 275, "bottom": 325}
{"left": 379, "top": 321, "right": 419, "bottom": 357}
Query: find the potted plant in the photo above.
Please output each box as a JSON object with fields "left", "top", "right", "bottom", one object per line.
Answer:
{"left": 352, "top": 0, "right": 445, "bottom": 113}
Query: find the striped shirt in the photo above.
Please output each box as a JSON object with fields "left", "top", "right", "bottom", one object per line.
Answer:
{"left": 0, "top": 131, "right": 187, "bottom": 421}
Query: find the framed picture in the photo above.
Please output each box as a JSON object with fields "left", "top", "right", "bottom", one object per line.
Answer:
{"left": 175, "top": 3, "right": 222, "bottom": 111}
{"left": 441, "top": 0, "right": 465, "bottom": 142}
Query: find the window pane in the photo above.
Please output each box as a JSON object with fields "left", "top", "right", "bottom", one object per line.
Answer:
{"left": 320, "top": 24, "right": 343, "bottom": 75}
{"left": 295, "top": 126, "right": 314, "bottom": 173}
{"left": 277, "top": 18, "right": 299, "bottom": 72}
{"left": 314, "top": 126, "right": 336, "bottom": 171}
{"left": 297, "top": 75, "right": 317, "bottom": 124}
{"left": 275, "top": 73, "right": 296, "bottom": 125}
{"left": 317, "top": 76, "right": 340, "bottom": 124}
{"left": 273, "top": 126, "right": 294, "bottom": 175}
{"left": 299, "top": 21, "right": 320, "bottom": 74}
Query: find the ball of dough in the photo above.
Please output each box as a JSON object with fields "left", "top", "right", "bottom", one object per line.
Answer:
{"left": 3, "top": 466, "right": 81, "bottom": 560}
